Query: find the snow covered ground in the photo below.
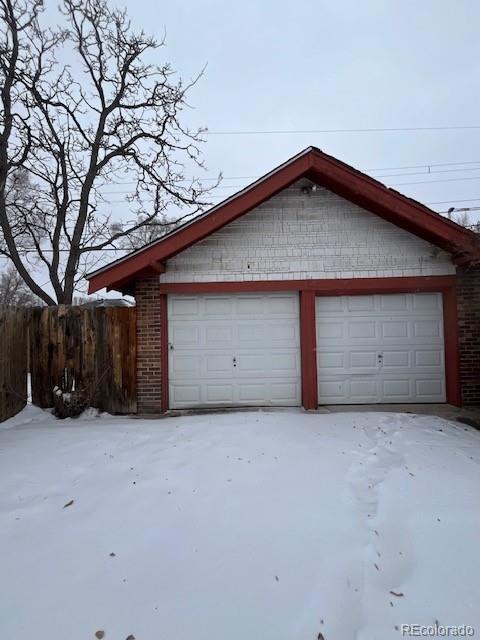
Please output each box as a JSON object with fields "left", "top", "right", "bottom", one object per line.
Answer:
{"left": 0, "top": 407, "right": 479, "bottom": 640}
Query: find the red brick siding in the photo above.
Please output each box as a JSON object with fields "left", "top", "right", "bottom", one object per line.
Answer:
{"left": 457, "top": 266, "right": 480, "bottom": 406}
{"left": 134, "top": 277, "right": 162, "bottom": 413}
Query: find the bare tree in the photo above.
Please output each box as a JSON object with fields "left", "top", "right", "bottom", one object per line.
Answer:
{"left": 116, "top": 212, "right": 181, "bottom": 251}
{"left": 0, "top": 262, "right": 40, "bottom": 304}
{"left": 0, "top": 167, "right": 44, "bottom": 256}
{"left": 1, "top": 0, "right": 217, "bottom": 305}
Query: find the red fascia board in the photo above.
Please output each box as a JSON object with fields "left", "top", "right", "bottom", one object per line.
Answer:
{"left": 88, "top": 153, "right": 312, "bottom": 293}
{"left": 306, "top": 156, "right": 477, "bottom": 251}
{"left": 158, "top": 275, "right": 457, "bottom": 295}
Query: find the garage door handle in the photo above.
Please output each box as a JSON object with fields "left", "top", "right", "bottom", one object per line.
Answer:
{"left": 233, "top": 356, "right": 237, "bottom": 367}
{"left": 169, "top": 342, "right": 174, "bottom": 351}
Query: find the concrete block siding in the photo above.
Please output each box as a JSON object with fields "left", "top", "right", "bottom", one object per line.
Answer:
{"left": 161, "top": 179, "right": 455, "bottom": 283}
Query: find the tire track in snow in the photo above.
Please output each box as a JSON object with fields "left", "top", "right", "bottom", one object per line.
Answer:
{"left": 345, "top": 415, "right": 416, "bottom": 639}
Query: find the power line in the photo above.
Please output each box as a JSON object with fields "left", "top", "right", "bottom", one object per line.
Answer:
{"left": 438, "top": 206, "right": 480, "bottom": 214}
{"left": 206, "top": 125, "right": 480, "bottom": 136}
{"left": 99, "top": 164, "right": 480, "bottom": 195}
{"left": 389, "top": 174, "right": 480, "bottom": 187}
{"left": 374, "top": 165, "right": 480, "bottom": 179}
{"left": 426, "top": 197, "right": 480, "bottom": 205}
{"left": 95, "top": 159, "right": 480, "bottom": 189}
{"left": 99, "top": 174, "right": 480, "bottom": 204}
{"left": 68, "top": 159, "right": 480, "bottom": 189}
{"left": 367, "top": 159, "right": 480, "bottom": 172}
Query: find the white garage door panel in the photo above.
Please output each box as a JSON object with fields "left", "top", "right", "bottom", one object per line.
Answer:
{"left": 271, "top": 382, "right": 299, "bottom": 401}
{"left": 207, "top": 384, "right": 234, "bottom": 403}
{"left": 168, "top": 294, "right": 301, "bottom": 408}
{"left": 316, "top": 293, "right": 446, "bottom": 404}
{"left": 172, "top": 385, "right": 201, "bottom": 404}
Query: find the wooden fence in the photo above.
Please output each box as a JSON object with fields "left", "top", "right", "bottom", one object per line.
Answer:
{"left": 0, "top": 307, "right": 28, "bottom": 423}
{"left": 29, "top": 306, "right": 137, "bottom": 414}
{"left": 0, "top": 305, "right": 137, "bottom": 422}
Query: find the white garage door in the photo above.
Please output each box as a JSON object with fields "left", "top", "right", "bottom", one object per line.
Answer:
{"left": 168, "top": 293, "right": 301, "bottom": 409}
{"left": 316, "top": 293, "right": 446, "bottom": 404}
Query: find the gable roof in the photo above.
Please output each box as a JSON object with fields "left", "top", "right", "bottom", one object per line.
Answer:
{"left": 87, "top": 146, "right": 480, "bottom": 294}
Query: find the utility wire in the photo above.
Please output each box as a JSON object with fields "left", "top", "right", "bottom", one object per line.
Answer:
{"left": 374, "top": 165, "right": 480, "bottom": 179}
{"left": 95, "top": 159, "right": 480, "bottom": 189}
{"left": 206, "top": 125, "right": 480, "bottom": 135}
{"left": 427, "top": 197, "right": 480, "bottom": 205}
{"left": 98, "top": 174, "right": 480, "bottom": 204}
{"left": 367, "top": 159, "right": 480, "bottom": 171}
{"left": 389, "top": 175, "right": 480, "bottom": 187}
{"left": 99, "top": 165, "right": 480, "bottom": 195}
{"left": 438, "top": 206, "right": 480, "bottom": 214}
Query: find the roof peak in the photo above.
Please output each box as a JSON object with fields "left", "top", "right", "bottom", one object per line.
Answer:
{"left": 87, "top": 146, "right": 480, "bottom": 294}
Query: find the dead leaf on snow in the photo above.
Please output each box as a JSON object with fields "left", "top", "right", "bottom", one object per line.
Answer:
{"left": 95, "top": 631, "right": 105, "bottom": 639}
{"left": 390, "top": 590, "right": 404, "bottom": 597}
{"left": 63, "top": 499, "right": 74, "bottom": 508}
{"left": 126, "top": 635, "right": 135, "bottom": 640}
{"left": 317, "top": 633, "right": 325, "bottom": 640}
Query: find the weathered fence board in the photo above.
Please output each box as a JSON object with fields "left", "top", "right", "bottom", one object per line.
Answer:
{"left": 0, "top": 305, "right": 137, "bottom": 421}
{"left": 0, "top": 307, "right": 28, "bottom": 422}
{"left": 29, "top": 306, "right": 136, "bottom": 414}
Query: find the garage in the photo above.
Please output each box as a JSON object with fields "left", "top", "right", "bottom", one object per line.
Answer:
{"left": 316, "top": 293, "right": 446, "bottom": 404}
{"left": 168, "top": 293, "right": 301, "bottom": 408}
{"left": 87, "top": 147, "right": 480, "bottom": 412}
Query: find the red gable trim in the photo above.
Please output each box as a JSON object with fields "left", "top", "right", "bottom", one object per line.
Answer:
{"left": 87, "top": 147, "right": 480, "bottom": 294}
{"left": 88, "top": 150, "right": 311, "bottom": 293}
{"left": 306, "top": 154, "right": 478, "bottom": 253}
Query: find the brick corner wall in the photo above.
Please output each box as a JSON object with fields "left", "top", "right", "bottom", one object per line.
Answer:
{"left": 457, "top": 265, "right": 480, "bottom": 406}
{"left": 134, "top": 277, "right": 163, "bottom": 414}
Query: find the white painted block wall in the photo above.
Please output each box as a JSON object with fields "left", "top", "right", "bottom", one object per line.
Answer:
{"left": 161, "top": 179, "right": 455, "bottom": 283}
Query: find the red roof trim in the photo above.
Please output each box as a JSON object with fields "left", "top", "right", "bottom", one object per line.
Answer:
{"left": 87, "top": 147, "right": 480, "bottom": 293}
{"left": 157, "top": 274, "right": 457, "bottom": 294}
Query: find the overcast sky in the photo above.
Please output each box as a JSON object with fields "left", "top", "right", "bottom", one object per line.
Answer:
{"left": 5, "top": 0, "right": 480, "bottom": 298}
{"left": 139, "top": 0, "right": 480, "bottom": 215}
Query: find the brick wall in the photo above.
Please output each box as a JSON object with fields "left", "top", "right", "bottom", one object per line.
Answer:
{"left": 135, "top": 277, "right": 162, "bottom": 413}
{"left": 162, "top": 178, "right": 455, "bottom": 283}
{"left": 457, "top": 266, "right": 480, "bottom": 406}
